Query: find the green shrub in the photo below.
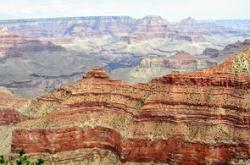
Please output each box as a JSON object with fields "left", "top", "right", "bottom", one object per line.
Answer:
{"left": 232, "top": 55, "right": 250, "bottom": 74}
{"left": 0, "top": 149, "right": 44, "bottom": 165}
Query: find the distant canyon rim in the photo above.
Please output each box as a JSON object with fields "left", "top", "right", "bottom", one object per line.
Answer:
{"left": 0, "top": 16, "right": 250, "bottom": 97}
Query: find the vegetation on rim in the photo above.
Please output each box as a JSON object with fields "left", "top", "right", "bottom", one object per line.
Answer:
{"left": 0, "top": 150, "right": 44, "bottom": 165}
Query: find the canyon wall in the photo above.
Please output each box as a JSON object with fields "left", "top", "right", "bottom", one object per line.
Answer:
{"left": 0, "top": 49, "right": 249, "bottom": 164}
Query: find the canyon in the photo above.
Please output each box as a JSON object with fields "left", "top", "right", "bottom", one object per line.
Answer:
{"left": 0, "top": 16, "right": 250, "bottom": 97}
{"left": 0, "top": 16, "right": 250, "bottom": 164}
{"left": 0, "top": 48, "right": 249, "bottom": 164}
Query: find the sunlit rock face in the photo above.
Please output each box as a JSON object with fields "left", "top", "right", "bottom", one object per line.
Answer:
{"left": 0, "top": 17, "right": 250, "bottom": 164}
{"left": 130, "top": 16, "right": 170, "bottom": 41}
{"left": 0, "top": 17, "right": 250, "bottom": 98}
{"left": 0, "top": 49, "right": 249, "bottom": 164}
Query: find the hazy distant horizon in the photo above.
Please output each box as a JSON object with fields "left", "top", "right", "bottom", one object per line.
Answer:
{"left": 0, "top": 15, "right": 250, "bottom": 23}
{"left": 0, "top": 0, "right": 249, "bottom": 21}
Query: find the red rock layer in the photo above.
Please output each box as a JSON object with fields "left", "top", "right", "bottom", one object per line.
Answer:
{"left": 8, "top": 50, "right": 250, "bottom": 164}
{"left": 0, "top": 88, "right": 30, "bottom": 125}
{"left": 0, "top": 109, "right": 27, "bottom": 125}
{"left": 36, "top": 67, "right": 249, "bottom": 128}
{"left": 11, "top": 126, "right": 250, "bottom": 164}
{"left": 152, "top": 49, "right": 250, "bottom": 88}
{"left": 151, "top": 72, "right": 250, "bottom": 89}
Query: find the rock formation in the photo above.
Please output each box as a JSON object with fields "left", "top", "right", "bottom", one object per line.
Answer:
{"left": 130, "top": 16, "right": 169, "bottom": 41}
{"left": 0, "top": 16, "right": 242, "bottom": 42}
{"left": 0, "top": 48, "right": 249, "bottom": 164}
{"left": 114, "top": 51, "right": 217, "bottom": 83}
{"left": 0, "top": 27, "right": 24, "bottom": 57}
{"left": 202, "top": 39, "right": 250, "bottom": 63}
{"left": 5, "top": 40, "right": 66, "bottom": 58}
{"left": 0, "top": 16, "right": 250, "bottom": 98}
{"left": 0, "top": 87, "right": 30, "bottom": 155}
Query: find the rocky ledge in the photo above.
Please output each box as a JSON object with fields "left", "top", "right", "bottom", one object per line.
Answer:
{"left": 1, "top": 49, "right": 250, "bottom": 164}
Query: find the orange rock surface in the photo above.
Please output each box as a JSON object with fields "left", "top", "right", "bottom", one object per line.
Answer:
{"left": 1, "top": 49, "right": 250, "bottom": 164}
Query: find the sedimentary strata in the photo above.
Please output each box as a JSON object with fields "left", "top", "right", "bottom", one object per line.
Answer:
{"left": 1, "top": 49, "right": 250, "bottom": 164}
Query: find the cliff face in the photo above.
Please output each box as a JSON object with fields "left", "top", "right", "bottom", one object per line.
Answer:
{"left": 139, "top": 51, "right": 216, "bottom": 71}
{"left": 202, "top": 39, "right": 250, "bottom": 63}
{"left": 0, "top": 16, "right": 239, "bottom": 42}
{"left": 0, "top": 28, "right": 24, "bottom": 56}
{"left": 1, "top": 49, "right": 250, "bottom": 164}
{"left": 1, "top": 17, "right": 250, "bottom": 98}
{"left": 172, "top": 17, "right": 229, "bottom": 35}
{"left": 130, "top": 16, "right": 170, "bottom": 41}
{"left": 0, "top": 87, "right": 30, "bottom": 155}
{"left": 112, "top": 51, "right": 217, "bottom": 83}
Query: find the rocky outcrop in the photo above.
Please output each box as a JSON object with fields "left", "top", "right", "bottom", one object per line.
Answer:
{"left": 130, "top": 16, "right": 169, "bottom": 41}
{"left": 202, "top": 39, "right": 250, "bottom": 62}
{"left": 0, "top": 109, "right": 27, "bottom": 125}
{"left": 204, "top": 47, "right": 250, "bottom": 74}
{"left": 0, "top": 27, "right": 24, "bottom": 56}
{"left": 4, "top": 49, "right": 249, "bottom": 164}
{"left": 0, "top": 87, "right": 30, "bottom": 125}
{"left": 0, "top": 28, "right": 64, "bottom": 58}
{"left": 117, "top": 51, "right": 217, "bottom": 83}
{"left": 0, "top": 87, "right": 30, "bottom": 110}
{"left": 163, "top": 51, "right": 216, "bottom": 70}
{"left": 11, "top": 127, "right": 250, "bottom": 164}
{"left": 0, "top": 87, "right": 30, "bottom": 155}
{"left": 202, "top": 48, "right": 220, "bottom": 58}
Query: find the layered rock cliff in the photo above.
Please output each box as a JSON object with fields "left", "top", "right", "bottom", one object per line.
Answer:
{"left": 1, "top": 49, "right": 250, "bottom": 164}
{"left": 202, "top": 39, "right": 250, "bottom": 63}
{"left": 0, "top": 27, "right": 24, "bottom": 57}
{"left": 111, "top": 51, "right": 217, "bottom": 83}
{"left": 1, "top": 16, "right": 250, "bottom": 98}
{"left": 130, "top": 16, "right": 169, "bottom": 41}
{"left": 139, "top": 51, "right": 216, "bottom": 71}
{"left": 0, "top": 16, "right": 242, "bottom": 42}
{"left": 0, "top": 87, "right": 30, "bottom": 155}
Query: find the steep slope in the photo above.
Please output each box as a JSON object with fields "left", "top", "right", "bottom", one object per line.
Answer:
{"left": 1, "top": 49, "right": 249, "bottom": 164}
{"left": 202, "top": 39, "right": 250, "bottom": 62}
{"left": 204, "top": 47, "right": 250, "bottom": 74}
{"left": 0, "top": 40, "right": 105, "bottom": 98}
{"left": 0, "top": 87, "right": 30, "bottom": 155}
